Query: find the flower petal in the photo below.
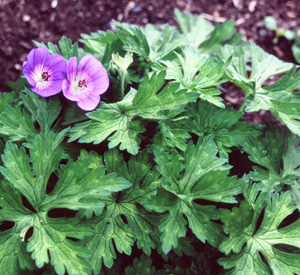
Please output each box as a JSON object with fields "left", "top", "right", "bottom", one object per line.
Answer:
{"left": 41, "top": 79, "right": 64, "bottom": 97}
{"left": 62, "top": 79, "right": 83, "bottom": 101}
{"left": 77, "top": 55, "right": 109, "bottom": 95}
{"left": 66, "top": 57, "right": 78, "bottom": 83}
{"left": 46, "top": 53, "right": 67, "bottom": 76}
{"left": 77, "top": 95, "right": 100, "bottom": 111}
{"left": 22, "top": 61, "right": 36, "bottom": 86}
{"left": 88, "top": 67, "right": 110, "bottom": 95}
{"left": 27, "top": 47, "right": 50, "bottom": 68}
{"left": 78, "top": 55, "right": 103, "bottom": 79}
{"left": 31, "top": 80, "right": 54, "bottom": 97}
{"left": 62, "top": 54, "right": 109, "bottom": 110}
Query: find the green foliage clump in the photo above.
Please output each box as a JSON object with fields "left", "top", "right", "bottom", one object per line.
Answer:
{"left": 1, "top": 9, "right": 300, "bottom": 275}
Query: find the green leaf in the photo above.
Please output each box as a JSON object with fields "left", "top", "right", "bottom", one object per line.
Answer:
{"left": 152, "top": 109, "right": 191, "bottom": 152}
{"left": 6, "top": 78, "right": 28, "bottom": 93}
{"left": 154, "top": 136, "right": 230, "bottom": 195}
{"left": 191, "top": 171, "right": 241, "bottom": 203}
{"left": 219, "top": 190, "right": 300, "bottom": 275}
{"left": 174, "top": 8, "right": 214, "bottom": 48}
{"left": 187, "top": 101, "right": 261, "bottom": 158}
{"left": 128, "top": 71, "right": 197, "bottom": 119}
{"left": 162, "top": 243, "right": 221, "bottom": 275}
{"left": 29, "top": 131, "right": 66, "bottom": 191}
{"left": 0, "top": 227, "right": 35, "bottom": 275}
{"left": 282, "top": 132, "right": 300, "bottom": 178}
{"left": 244, "top": 66, "right": 300, "bottom": 135}
{"left": 240, "top": 130, "right": 300, "bottom": 194}
{"left": 1, "top": 142, "right": 38, "bottom": 207}
{"left": 113, "top": 21, "right": 186, "bottom": 63}
{"left": 125, "top": 254, "right": 156, "bottom": 275}
{"left": 284, "top": 30, "right": 296, "bottom": 40}
{"left": 80, "top": 30, "right": 124, "bottom": 65}
{"left": 58, "top": 36, "right": 78, "bottom": 60}
{"left": 0, "top": 105, "right": 38, "bottom": 141}
{"left": 199, "top": 20, "right": 242, "bottom": 54}
{"left": 27, "top": 214, "right": 93, "bottom": 275}
{"left": 33, "top": 41, "right": 60, "bottom": 55}
{"left": 0, "top": 91, "right": 16, "bottom": 113}
{"left": 81, "top": 30, "right": 118, "bottom": 54}
{"left": 0, "top": 181, "right": 35, "bottom": 274}
{"left": 87, "top": 211, "right": 134, "bottom": 274}
{"left": 271, "top": 99, "right": 300, "bottom": 136}
{"left": 62, "top": 102, "right": 88, "bottom": 125}
{"left": 20, "top": 88, "right": 62, "bottom": 134}
{"left": 174, "top": 8, "right": 241, "bottom": 54}
{"left": 148, "top": 136, "right": 238, "bottom": 253}
{"left": 69, "top": 72, "right": 197, "bottom": 154}
{"left": 40, "top": 157, "right": 131, "bottom": 212}
{"left": 113, "top": 21, "right": 150, "bottom": 58}
{"left": 79, "top": 149, "right": 103, "bottom": 170}
{"left": 180, "top": 137, "right": 229, "bottom": 193}
{"left": 69, "top": 89, "right": 144, "bottom": 155}
{"left": 290, "top": 182, "right": 300, "bottom": 211}
{"left": 34, "top": 36, "right": 78, "bottom": 60}
{"left": 159, "top": 200, "right": 187, "bottom": 254}
{"left": 264, "top": 16, "right": 277, "bottom": 31}
{"left": 292, "top": 42, "right": 300, "bottom": 63}
{"left": 0, "top": 131, "right": 66, "bottom": 208}
{"left": 161, "top": 47, "right": 230, "bottom": 107}
{"left": 220, "top": 43, "right": 293, "bottom": 96}
{"left": 241, "top": 130, "right": 284, "bottom": 174}
{"left": 0, "top": 180, "right": 32, "bottom": 223}
{"left": 220, "top": 43, "right": 300, "bottom": 134}
{"left": 85, "top": 150, "right": 160, "bottom": 273}
{"left": 219, "top": 183, "right": 267, "bottom": 255}
{"left": 0, "top": 133, "right": 131, "bottom": 274}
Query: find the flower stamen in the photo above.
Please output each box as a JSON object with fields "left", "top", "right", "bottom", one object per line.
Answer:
{"left": 78, "top": 79, "right": 88, "bottom": 89}
{"left": 42, "top": 71, "right": 51, "bottom": 81}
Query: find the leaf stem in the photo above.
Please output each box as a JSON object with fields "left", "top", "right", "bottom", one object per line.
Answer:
{"left": 239, "top": 100, "right": 246, "bottom": 113}
{"left": 120, "top": 70, "right": 126, "bottom": 99}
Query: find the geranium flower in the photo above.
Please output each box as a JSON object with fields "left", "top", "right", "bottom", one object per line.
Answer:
{"left": 23, "top": 47, "right": 66, "bottom": 97}
{"left": 62, "top": 55, "right": 109, "bottom": 111}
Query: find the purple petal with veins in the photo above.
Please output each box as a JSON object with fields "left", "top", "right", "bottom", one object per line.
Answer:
{"left": 23, "top": 47, "right": 66, "bottom": 97}
{"left": 62, "top": 55, "right": 109, "bottom": 111}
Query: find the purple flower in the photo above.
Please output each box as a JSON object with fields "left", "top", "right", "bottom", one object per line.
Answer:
{"left": 62, "top": 55, "right": 109, "bottom": 111}
{"left": 23, "top": 47, "right": 66, "bottom": 97}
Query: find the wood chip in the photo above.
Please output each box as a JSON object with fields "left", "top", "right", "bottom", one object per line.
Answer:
{"left": 232, "top": 0, "right": 243, "bottom": 10}
{"left": 124, "top": 1, "right": 135, "bottom": 18}
{"left": 14, "top": 64, "right": 22, "bottom": 70}
{"left": 117, "top": 14, "right": 123, "bottom": 21}
{"left": 274, "top": 46, "right": 284, "bottom": 58}
{"left": 22, "top": 14, "right": 31, "bottom": 22}
{"left": 236, "top": 17, "right": 245, "bottom": 26}
{"left": 200, "top": 13, "right": 226, "bottom": 23}
{"left": 224, "top": 95, "right": 238, "bottom": 104}
{"left": 51, "top": 0, "right": 58, "bottom": 9}
{"left": 19, "top": 41, "right": 32, "bottom": 49}
{"left": 287, "top": 11, "right": 296, "bottom": 19}
{"left": 248, "top": 0, "right": 257, "bottom": 12}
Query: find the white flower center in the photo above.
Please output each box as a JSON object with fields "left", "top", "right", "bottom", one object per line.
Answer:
{"left": 72, "top": 78, "right": 88, "bottom": 92}
{"left": 33, "top": 66, "right": 51, "bottom": 84}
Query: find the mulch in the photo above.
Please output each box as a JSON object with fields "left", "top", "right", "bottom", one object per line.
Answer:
{"left": 0, "top": 0, "right": 299, "bottom": 124}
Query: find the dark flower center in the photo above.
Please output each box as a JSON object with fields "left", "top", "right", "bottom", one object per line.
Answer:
{"left": 42, "top": 71, "right": 51, "bottom": 81}
{"left": 78, "top": 79, "right": 88, "bottom": 88}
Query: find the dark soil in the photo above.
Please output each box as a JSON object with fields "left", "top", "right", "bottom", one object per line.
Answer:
{"left": 1, "top": 0, "right": 300, "bottom": 117}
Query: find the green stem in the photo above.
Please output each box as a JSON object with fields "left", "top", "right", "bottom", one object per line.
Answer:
{"left": 239, "top": 100, "right": 246, "bottom": 113}
{"left": 120, "top": 70, "right": 126, "bottom": 99}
